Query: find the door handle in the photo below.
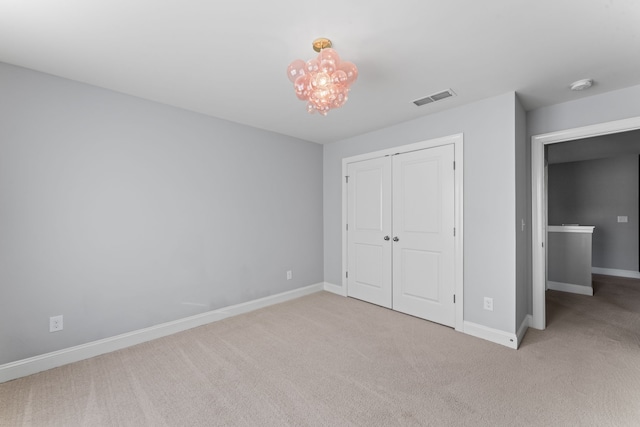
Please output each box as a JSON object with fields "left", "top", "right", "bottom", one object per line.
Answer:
{"left": 393, "top": 236, "right": 399, "bottom": 242}
{"left": 384, "top": 236, "right": 390, "bottom": 241}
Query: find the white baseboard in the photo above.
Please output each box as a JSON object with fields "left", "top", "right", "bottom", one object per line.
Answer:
{"left": 463, "top": 321, "right": 518, "bottom": 349}
{"left": 328, "top": 282, "right": 522, "bottom": 349}
{"left": 0, "top": 282, "right": 324, "bottom": 384}
{"left": 592, "top": 267, "right": 640, "bottom": 279}
{"left": 323, "top": 282, "right": 347, "bottom": 296}
{"left": 548, "top": 280, "right": 593, "bottom": 296}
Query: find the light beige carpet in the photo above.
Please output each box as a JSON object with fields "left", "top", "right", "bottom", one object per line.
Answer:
{"left": 1, "top": 274, "right": 640, "bottom": 426}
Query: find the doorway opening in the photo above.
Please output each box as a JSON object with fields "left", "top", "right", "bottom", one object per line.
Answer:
{"left": 531, "top": 116, "right": 640, "bottom": 330}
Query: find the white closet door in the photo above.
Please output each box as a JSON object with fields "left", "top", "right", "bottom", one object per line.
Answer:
{"left": 346, "top": 157, "right": 392, "bottom": 308}
{"left": 392, "top": 144, "right": 456, "bottom": 327}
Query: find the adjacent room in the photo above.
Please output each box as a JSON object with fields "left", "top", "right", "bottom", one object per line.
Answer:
{"left": 2, "top": 1, "right": 640, "bottom": 425}
{"left": 547, "top": 131, "right": 640, "bottom": 290}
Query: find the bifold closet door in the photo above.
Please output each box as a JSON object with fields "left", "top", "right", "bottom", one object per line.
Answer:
{"left": 391, "top": 145, "right": 455, "bottom": 327}
{"left": 346, "top": 157, "right": 392, "bottom": 308}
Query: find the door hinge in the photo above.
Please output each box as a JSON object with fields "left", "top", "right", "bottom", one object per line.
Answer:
{"left": 453, "top": 227, "right": 456, "bottom": 236}
{"left": 345, "top": 176, "right": 349, "bottom": 183}
{"left": 346, "top": 223, "right": 348, "bottom": 231}
{"left": 453, "top": 161, "right": 456, "bottom": 170}
{"left": 453, "top": 294, "right": 456, "bottom": 303}
{"left": 346, "top": 271, "right": 348, "bottom": 278}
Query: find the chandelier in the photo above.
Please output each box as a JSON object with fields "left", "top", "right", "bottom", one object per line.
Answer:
{"left": 286, "top": 38, "right": 358, "bottom": 116}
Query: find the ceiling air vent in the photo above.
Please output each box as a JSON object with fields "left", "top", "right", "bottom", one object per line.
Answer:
{"left": 413, "top": 89, "right": 456, "bottom": 106}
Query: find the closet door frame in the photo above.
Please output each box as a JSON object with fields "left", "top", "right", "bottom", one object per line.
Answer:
{"left": 341, "top": 133, "right": 464, "bottom": 332}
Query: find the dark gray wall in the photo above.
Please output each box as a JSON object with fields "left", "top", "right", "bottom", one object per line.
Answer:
{"left": 0, "top": 63, "right": 323, "bottom": 365}
{"left": 547, "top": 129, "right": 640, "bottom": 164}
{"left": 324, "top": 92, "right": 519, "bottom": 333}
{"left": 547, "top": 231, "right": 594, "bottom": 287}
{"left": 548, "top": 156, "right": 639, "bottom": 271}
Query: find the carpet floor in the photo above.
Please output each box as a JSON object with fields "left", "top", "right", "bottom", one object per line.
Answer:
{"left": 1, "top": 274, "right": 639, "bottom": 426}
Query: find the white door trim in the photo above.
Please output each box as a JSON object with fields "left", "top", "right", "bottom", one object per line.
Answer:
{"left": 531, "top": 116, "right": 640, "bottom": 330}
{"left": 341, "top": 133, "right": 464, "bottom": 331}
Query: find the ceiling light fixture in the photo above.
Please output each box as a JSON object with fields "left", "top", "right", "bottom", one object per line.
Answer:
{"left": 286, "top": 38, "right": 358, "bottom": 116}
{"left": 569, "top": 78, "right": 594, "bottom": 91}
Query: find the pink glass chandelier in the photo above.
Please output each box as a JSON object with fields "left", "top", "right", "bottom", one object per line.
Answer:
{"left": 287, "top": 38, "right": 358, "bottom": 116}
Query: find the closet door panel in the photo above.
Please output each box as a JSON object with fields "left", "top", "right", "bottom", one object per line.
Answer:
{"left": 346, "top": 157, "right": 392, "bottom": 308}
{"left": 400, "top": 249, "right": 440, "bottom": 301}
{"left": 392, "top": 145, "right": 455, "bottom": 327}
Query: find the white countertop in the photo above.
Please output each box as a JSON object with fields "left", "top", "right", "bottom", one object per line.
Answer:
{"left": 548, "top": 225, "right": 595, "bottom": 234}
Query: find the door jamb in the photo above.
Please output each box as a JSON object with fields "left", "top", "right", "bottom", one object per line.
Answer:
{"left": 341, "top": 133, "right": 464, "bottom": 331}
{"left": 531, "top": 116, "right": 640, "bottom": 330}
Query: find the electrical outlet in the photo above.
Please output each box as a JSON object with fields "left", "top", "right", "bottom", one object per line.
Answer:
{"left": 483, "top": 297, "right": 493, "bottom": 312}
{"left": 286, "top": 270, "right": 292, "bottom": 280}
{"left": 618, "top": 216, "right": 628, "bottom": 223}
{"left": 50, "top": 315, "right": 63, "bottom": 332}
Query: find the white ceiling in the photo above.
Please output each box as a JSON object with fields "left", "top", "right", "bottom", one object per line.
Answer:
{"left": 2, "top": 1, "right": 639, "bottom": 144}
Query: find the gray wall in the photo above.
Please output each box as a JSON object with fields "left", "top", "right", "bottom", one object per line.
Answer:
{"left": 0, "top": 63, "right": 323, "bottom": 365}
{"left": 528, "top": 84, "right": 640, "bottom": 137}
{"left": 515, "top": 95, "right": 529, "bottom": 328}
{"left": 547, "top": 231, "right": 594, "bottom": 287}
{"left": 324, "top": 92, "right": 519, "bottom": 333}
{"left": 548, "top": 156, "right": 639, "bottom": 271}
{"left": 547, "top": 130, "right": 640, "bottom": 164}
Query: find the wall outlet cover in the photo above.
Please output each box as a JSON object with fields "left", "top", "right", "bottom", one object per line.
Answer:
{"left": 49, "top": 315, "right": 63, "bottom": 332}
